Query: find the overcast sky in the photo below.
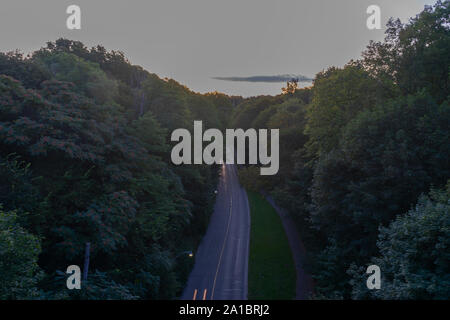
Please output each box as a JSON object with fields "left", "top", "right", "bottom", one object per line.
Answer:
{"left": 0, "top": 0, "right": 437, "bottom": 97}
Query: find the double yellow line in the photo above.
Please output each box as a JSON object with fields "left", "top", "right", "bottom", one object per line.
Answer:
{"left": 192, "top": 165, "right": 234, "bottom": 301}
{"left": 192, "top": 289, "right": 207, "bottom": 300}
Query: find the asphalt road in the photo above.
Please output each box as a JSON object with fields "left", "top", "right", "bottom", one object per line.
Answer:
{"left": 181, "top": 164, "right": 251, "bottom": 300}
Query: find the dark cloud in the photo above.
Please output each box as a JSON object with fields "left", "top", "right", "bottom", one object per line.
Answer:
{"left": 212, "top": 74, "right": 312, "bottom": 83}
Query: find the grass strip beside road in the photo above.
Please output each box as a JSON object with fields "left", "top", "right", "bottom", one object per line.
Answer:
{"left": 247, "top": 191, "right": 296, "bottom": 299}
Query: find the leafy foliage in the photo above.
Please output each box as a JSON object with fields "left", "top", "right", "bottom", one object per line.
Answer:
{"left": 350, "top": 183, "right": 450, "bottom": 300}
{"left": 231, "top": 1, "right": 450, "bottom": 300}
{"left": 0, "top": 39, "right": 232, "bottom": 299}
{"left": 0, "top": 208, "right": 43, "bottom": 299}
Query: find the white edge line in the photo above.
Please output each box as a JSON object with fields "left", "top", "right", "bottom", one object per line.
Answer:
{"left": 240, "top": 165, "right": 251, "bottom": 301}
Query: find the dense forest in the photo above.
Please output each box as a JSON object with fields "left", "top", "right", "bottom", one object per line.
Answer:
{"left": 237, "top": 1, "right": 449, "bottom": 299}
{"left": 0, "top": 1, "right": 449, "bottom": 300}
{"left": 0, "top": 38, "right": 235, "bottom": 299}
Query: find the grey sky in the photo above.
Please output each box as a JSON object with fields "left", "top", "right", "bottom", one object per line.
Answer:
{"left": 0, "top": 0, "right": 436, "bottom": 97}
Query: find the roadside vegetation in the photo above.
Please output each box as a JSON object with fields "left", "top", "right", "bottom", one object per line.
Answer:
{"left": 0, "top": 39, "right": 233, "bottom": 299}
{"left": 237, "top": 1, "right": 450, "bottom": 299}
{"left": 247, "top": 191, "right": 296, "bottom": 300}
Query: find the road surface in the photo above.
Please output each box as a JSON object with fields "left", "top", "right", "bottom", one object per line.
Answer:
{"left": 181, "top": 164, "right": 250, "bottom": 300}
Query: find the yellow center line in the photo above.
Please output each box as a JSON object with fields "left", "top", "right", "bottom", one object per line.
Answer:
{"left": 211, "top": 165, "right": 233, "bottom": 300}
{"left": 192, "top": 289, "right": 198, "bottom": 300}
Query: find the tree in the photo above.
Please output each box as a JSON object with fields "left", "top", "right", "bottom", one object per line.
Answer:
{"left": 304, "top": 64, "right": 394, "bottom": 159}
{"left": 362, "top": 1, "right": 450, "bottom": 103}
{"left": 0, "top": 208, "right": 43, "bottom": 299}
{"left": 309, "top": 92, "right": 450, "bottom": 297}
{"left": 350, "top": 182, "right": 450, "bottom": 300}
{"left": 0, "top": 39, "right": 227, "bottom": 299}
{"left": 33, "top": 52, "right": 118, "bottom": 105}
{"left": 282, "top": 78, "right": 299, "bottom": 95}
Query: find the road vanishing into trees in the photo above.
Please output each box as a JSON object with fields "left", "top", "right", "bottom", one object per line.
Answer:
{"left": 181, "top": 164, "right": 250, "bottom": 300}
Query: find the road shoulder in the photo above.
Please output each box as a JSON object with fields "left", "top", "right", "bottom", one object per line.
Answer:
{"left": 265, "top": 195, "right": 313, "bottom": 300}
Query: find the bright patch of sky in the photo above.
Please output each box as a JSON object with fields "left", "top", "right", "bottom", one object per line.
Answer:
{"left": 0, "top": 0, "right": 438, "bottom": 96}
